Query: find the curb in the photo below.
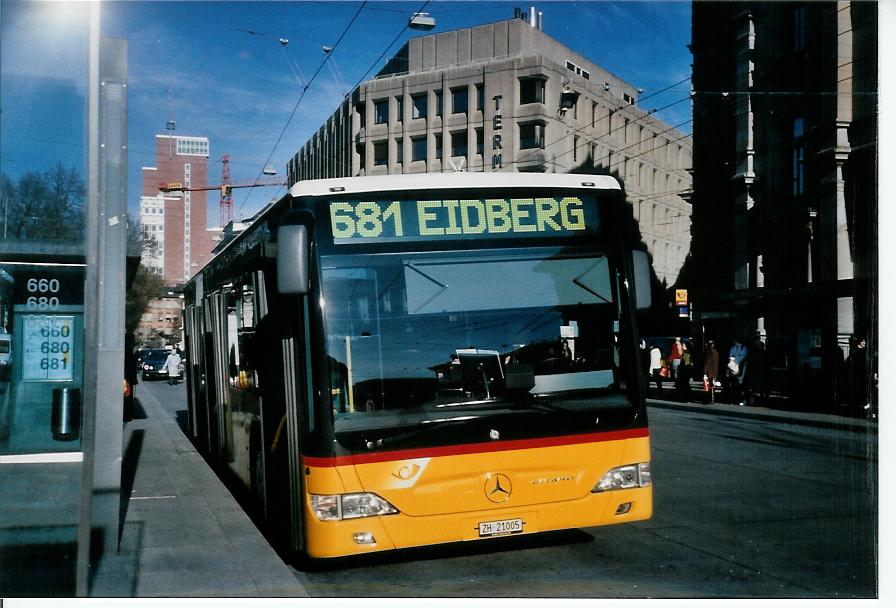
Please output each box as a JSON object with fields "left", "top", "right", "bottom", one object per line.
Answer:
{"left": 647, "top": 397, "right": 877, "bottom": 434}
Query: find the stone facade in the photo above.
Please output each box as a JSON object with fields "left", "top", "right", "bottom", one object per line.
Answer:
{"left": 288, "top": 18, "right": 692, "bottom": 286}
{"left": 689, "top": 1, "right": 877, "bottom": 404}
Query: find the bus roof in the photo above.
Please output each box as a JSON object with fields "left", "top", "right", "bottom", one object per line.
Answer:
{"left": 288, "top": 172, "right": 621, "bottom": 198}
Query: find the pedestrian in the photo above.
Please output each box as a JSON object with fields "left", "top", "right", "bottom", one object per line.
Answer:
{"left": 724, "top": 356, "right": 741, "bottom": 404}
{"left": 649, "top": 343, "right": 664, "bottom": 394}
{"left": 727, "top": 337, "right": 748, "bottom": 404}
{"left": 669, "top": 337, "right": 683, "bottom": 381}
{"left": 703, "top": 339, "right": 719, "bottom": 403}
{"left": 164, "top": 349, "right": 182, "bottom": 385}
{"left": 675, "top": 341, "right": 694, "bottom": 402}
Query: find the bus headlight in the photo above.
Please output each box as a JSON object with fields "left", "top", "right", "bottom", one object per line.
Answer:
{"left": 592, "top": 462, "right": 651, "bottom": 492}
{"left": 310, "top": 493, "right": 399, "bottom": 521}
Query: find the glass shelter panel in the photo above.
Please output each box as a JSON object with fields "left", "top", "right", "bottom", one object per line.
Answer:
{"left": 0, "top": 2, "right": 90, "bottom": 595}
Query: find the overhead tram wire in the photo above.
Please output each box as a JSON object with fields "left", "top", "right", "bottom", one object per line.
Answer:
{"left": 498, "top": 76, "right": 692, "bottom": 171}
{"left": 234, "top": 1, "right": 369, "bottom": 219}
{"left": 238, "top": 28, "right": 309, "bottom": 89}
{"left": 321, "top": 67, "right": 687, "bottom": 177}
{"left": 272, "top": 0, "right": 434, "bottom": 180}
{"left": 528, "top": 111, "right": 693, "bottom": 174}
{"left": 270, "top": 32, "right": 690, "bottom": 180}
{"left": 346, "top": 0, "right": 432, "bottom": 89}
{"left": 501, "top": 93, "right": 693, "bottom": 172}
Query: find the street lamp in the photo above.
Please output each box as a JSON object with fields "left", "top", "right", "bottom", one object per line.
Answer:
{"left": 558, "top": 81, "right": 580, "bottom": 118}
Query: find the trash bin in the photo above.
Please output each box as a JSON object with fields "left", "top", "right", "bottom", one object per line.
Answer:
{"left": 52, "top": 387, "right": 81, "bottom": 441}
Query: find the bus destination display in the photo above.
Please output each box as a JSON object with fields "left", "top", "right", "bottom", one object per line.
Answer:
{"left": 328, "top": 196, "right": 597, "bottom": 244}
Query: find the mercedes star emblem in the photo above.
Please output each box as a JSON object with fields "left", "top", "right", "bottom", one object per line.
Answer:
{"left": 485, "top": 473, "right": 513, "bottom": 503}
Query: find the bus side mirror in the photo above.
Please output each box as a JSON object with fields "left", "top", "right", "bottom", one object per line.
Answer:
{"left": 277, "top": 224, "right": 310, "bottom": 295}
{"left": 631, "top": 250, "right": 652, "bottom": 310}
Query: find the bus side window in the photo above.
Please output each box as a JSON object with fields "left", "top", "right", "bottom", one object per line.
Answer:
{"left": 227, "top": 279, "right": 261, "bottom": 391}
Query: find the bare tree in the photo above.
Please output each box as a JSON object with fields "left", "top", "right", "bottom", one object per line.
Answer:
{"left": 1, "top": 163, "right": 85, "bottom": 240}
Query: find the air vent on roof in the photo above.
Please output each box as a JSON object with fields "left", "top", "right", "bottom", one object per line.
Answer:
{"left": 409, "top": 12, "right": 435, "bottom": 30}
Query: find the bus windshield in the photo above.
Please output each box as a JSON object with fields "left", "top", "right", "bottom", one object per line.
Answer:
{"left": 320, "top": 247, "right": 632, "bottom": 437}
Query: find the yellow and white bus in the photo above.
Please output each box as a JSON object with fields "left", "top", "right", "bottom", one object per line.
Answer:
{"left": 183, "top": 173, "right": 654, "bottom": 559}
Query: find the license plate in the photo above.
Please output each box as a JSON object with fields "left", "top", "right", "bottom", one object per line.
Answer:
{"left": 478, "top": 518, "right": 524, "bottom": 538}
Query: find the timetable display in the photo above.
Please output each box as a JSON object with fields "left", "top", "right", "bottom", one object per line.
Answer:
{"left": 23, "top": 315, "right": 75, "bottom": 381}
{"left": 327, "top": 196, "right": 598, "bottom": 244}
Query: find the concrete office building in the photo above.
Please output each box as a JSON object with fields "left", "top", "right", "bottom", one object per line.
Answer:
{"left": 689, "top": 1, "right": 877, "bottom": 404}
{"left": 287, "top": 16, "right": 692, "bottom": 285}
{"left": 139, "top": 135, "right": 216, "bottom": 286}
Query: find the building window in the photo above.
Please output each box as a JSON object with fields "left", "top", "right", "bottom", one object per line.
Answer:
{"left": 373, "top": 141, "right": 388, "bottom": 166}
{"left": 434, "top": 133, "right": 443, "bottom": 159}
{"left": 519, "top": 122, "right": 545, "bottom": 150}
{"left": 452, "top": 86, "right": 468, "bottom": 114}
{"left": 374, "top": 99, "right": 389, "bottom": 124}
{"left": 357, "top": 143, "right": 366, "bottom": 168}
{"left": 412, "top": 93, "right": 427, "bottom": 119}
{"left": 792, "top": 116, "right": 806, "bottom": 196}
{"left": 176, "top": 137, "right": 209, "bottom": 156}
{"left": 451, "top": 131, "right": 467, "bottom": 158}
{"left": 435, "top": 90, "right": 443, "bottom": 117}
{"left": 412, "top": 136, "right": 426, "bottom": 161}
{"left": 475, "top": 128, "right": 484, "bottom": 155}
{"left": 519, "top": 77, "right": 546, "bottom": 104}
{"left": 396, "top": 96, "right": 403, "bottom": 123}
{"left": 395, "top": 139, "right": 403, "bottom": 164}
{"left": 565, "top": 60, "right": 590, "bottom": 80}
{"left": 476, "top": 83, "right": 484, "bottom": 111}
{"left": 355, "top": 103, "right": 365, "bottom": 129}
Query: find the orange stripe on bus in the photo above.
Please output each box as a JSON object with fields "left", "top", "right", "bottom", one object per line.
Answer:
{"left": 302, "top": 427, "right": 649, "bottom": 467}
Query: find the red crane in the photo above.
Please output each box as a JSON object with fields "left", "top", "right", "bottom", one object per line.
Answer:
{"left": 158, "top": 159, "right": 285, "bottom": 225}
{"left": 220, "top": 154, "right": 233, "bottom": 226}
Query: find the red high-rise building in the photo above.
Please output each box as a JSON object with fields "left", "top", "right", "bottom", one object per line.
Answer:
{"left": 139, "top": 135, "right": 217, "bottom": 286}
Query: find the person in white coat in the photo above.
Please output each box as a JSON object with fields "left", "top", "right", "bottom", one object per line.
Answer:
{"left": 163, "top": 350, "right": 182, "bottom": 385}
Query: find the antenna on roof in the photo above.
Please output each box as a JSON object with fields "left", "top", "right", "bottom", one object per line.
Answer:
{"left": 166, "top": 87, "right": 176, "bottom": 159}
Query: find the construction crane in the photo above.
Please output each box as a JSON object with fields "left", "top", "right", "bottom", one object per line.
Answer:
{"left": 158, "top": 163, "right": 285, "bottom": 225}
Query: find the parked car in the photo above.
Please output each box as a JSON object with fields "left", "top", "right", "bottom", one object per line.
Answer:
{"left": 140, "top": 349, "right": 172, "bottom": 380}
{"left": 136, "top": 348, "right": 153, "bottom": 369}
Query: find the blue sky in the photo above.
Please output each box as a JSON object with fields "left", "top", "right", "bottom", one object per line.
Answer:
{"left": 1, "top": 0, "right": 692, "bottom": 227}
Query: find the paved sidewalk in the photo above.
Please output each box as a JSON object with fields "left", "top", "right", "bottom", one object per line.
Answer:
{"left": 88, "top": 384, "right": 308, "bottom": 597}
{"left": 647, "top": 393, "right": 877, "bottom": 433}
{"left": 81, "top": 380, "right": 872, "bottom": 597}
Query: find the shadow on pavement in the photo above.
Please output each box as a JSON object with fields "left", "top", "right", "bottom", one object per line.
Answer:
{"left": 119, "top": 429, "right": 145, "bottom": 545}
{"left": 0, "top": 526, "right": 77, "bottom": 596}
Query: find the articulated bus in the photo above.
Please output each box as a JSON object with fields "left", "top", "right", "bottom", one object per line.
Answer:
{"left": 183, "top": 173, "right": 654, "bottom": 559}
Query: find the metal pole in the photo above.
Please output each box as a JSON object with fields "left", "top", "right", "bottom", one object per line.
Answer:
{"left": 76, "top": 1, "right": 101, "bottom": 596}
